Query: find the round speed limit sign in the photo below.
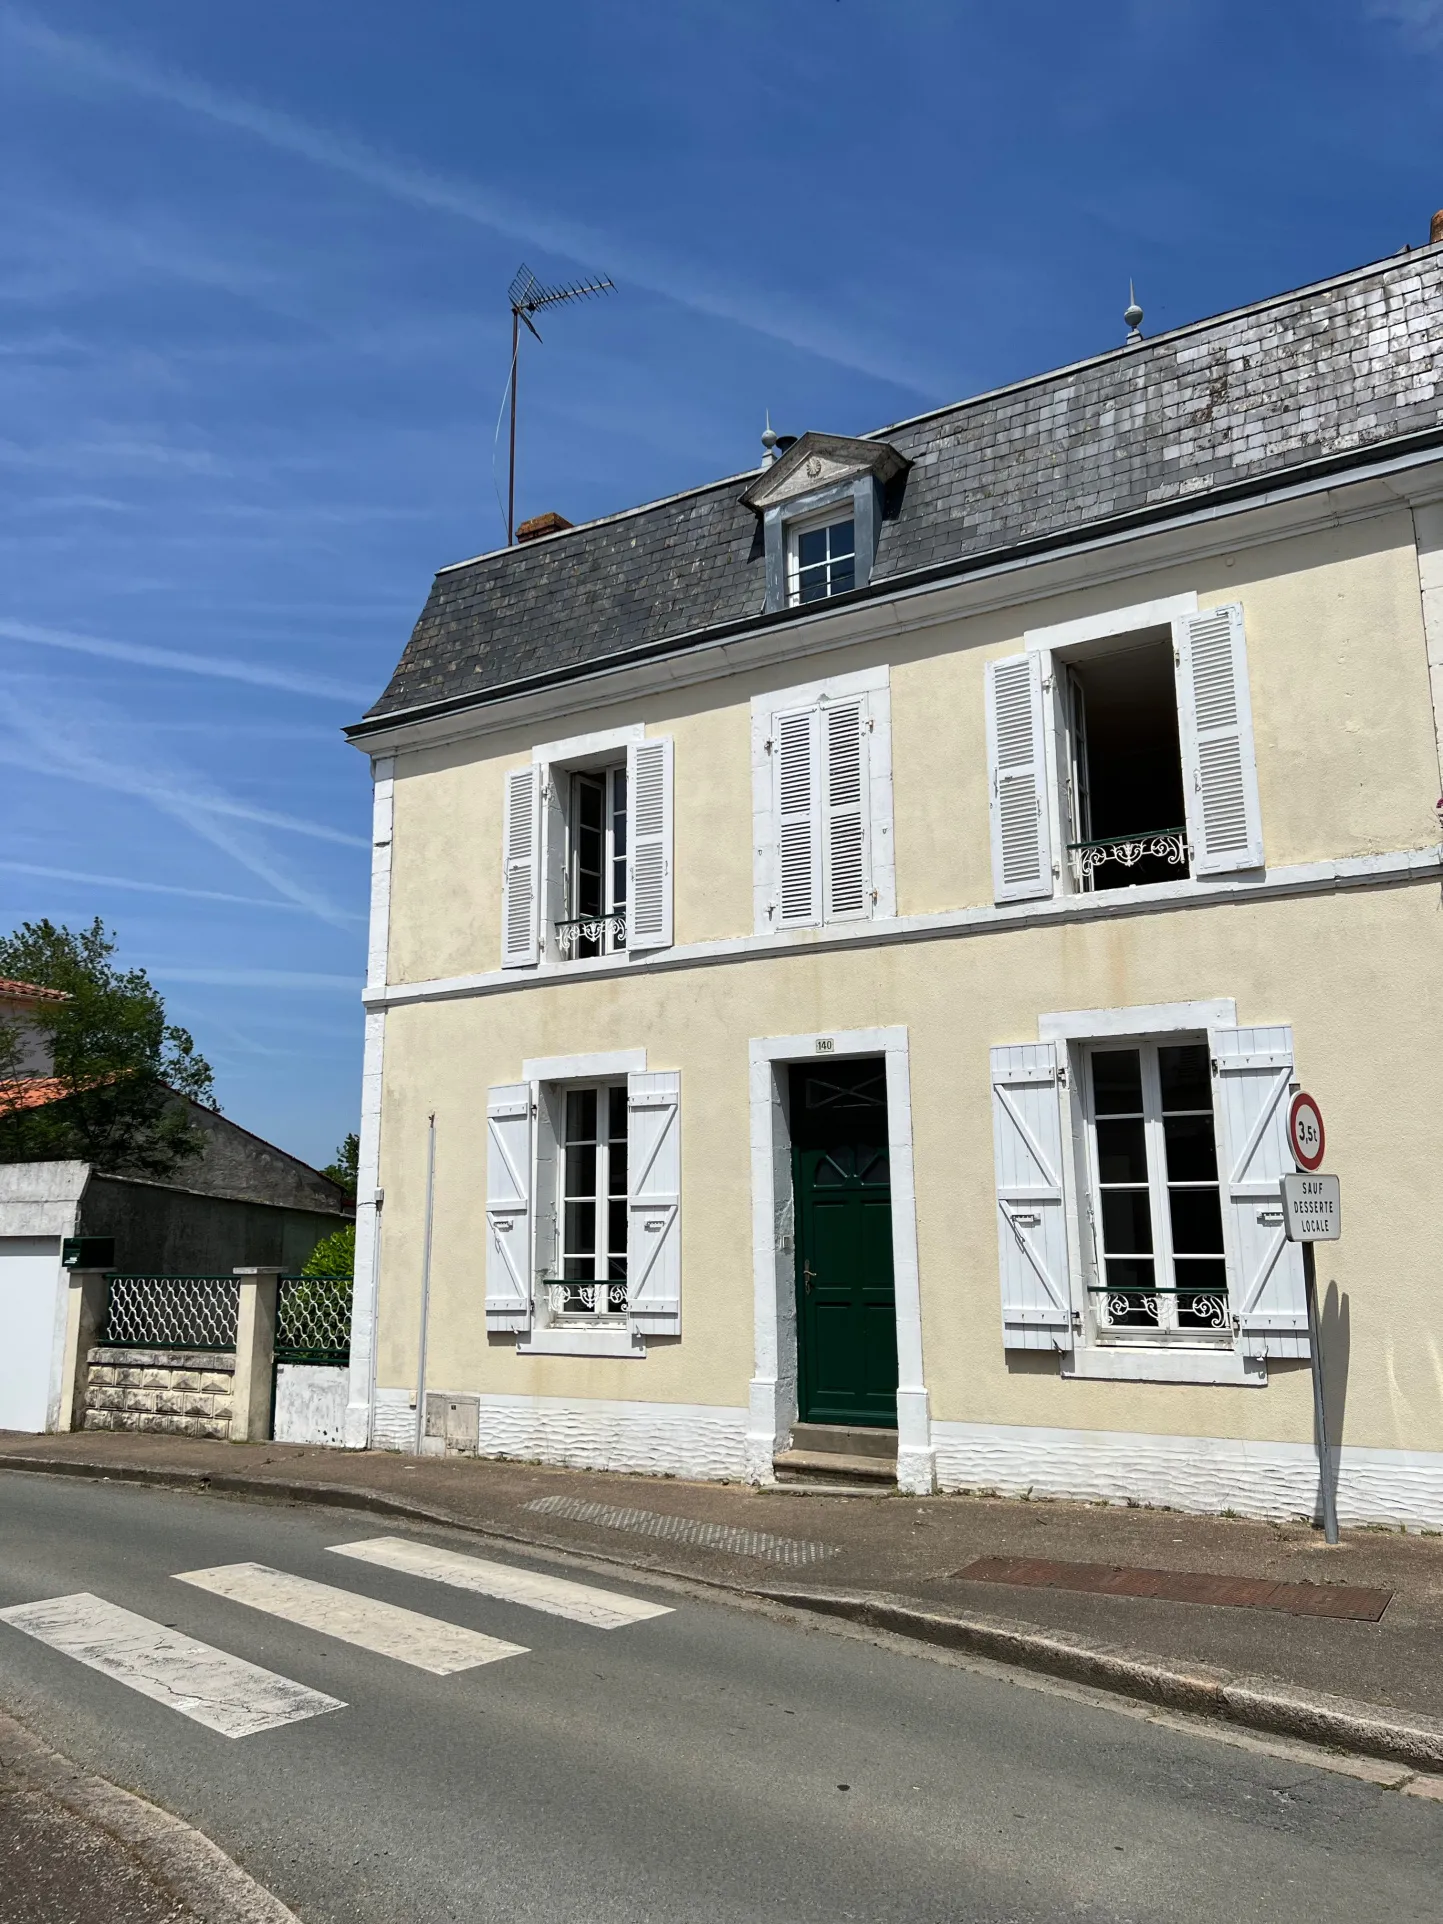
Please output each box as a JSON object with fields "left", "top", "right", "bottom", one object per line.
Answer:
{"left": 1288, "top": 1091, "right": 1326, "bottom": 1172}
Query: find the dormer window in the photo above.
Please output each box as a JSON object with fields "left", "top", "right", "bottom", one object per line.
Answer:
{"left": 792, "top": 516, "right": 856, "bottom": 605}
{"left": 742, "top": 431, "right": 909, "bottom": 616}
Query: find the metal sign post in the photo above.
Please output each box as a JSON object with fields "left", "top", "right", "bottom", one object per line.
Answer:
{"left": 1283, "top": 1093, "right": 1341, "bottom": 1544}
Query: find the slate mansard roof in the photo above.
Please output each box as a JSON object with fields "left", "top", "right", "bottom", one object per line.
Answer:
{"left": 355, "top": 245, "right": 1443, "bottom": 734}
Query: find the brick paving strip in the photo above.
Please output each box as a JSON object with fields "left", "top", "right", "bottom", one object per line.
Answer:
{"left": 953, "top": 1556, "right": 1394, "bottom": 1622}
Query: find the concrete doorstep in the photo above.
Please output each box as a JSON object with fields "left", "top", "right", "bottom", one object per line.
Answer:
{"left": 6, "top": 1432, "right": 1443, "bottom": 1785}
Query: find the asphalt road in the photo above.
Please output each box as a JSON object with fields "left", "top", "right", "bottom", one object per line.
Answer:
{"left": 1, "top": 1475, "right": 1440, "bottom": 1924}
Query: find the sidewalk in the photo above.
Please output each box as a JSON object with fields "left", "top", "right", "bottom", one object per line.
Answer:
{"left": 6, "top": 1429, "right": 1443, "bottom": 1775}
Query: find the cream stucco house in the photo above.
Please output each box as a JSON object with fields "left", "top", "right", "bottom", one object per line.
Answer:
{"left": 344, "top": 235, "right": 1443, "bottom": 1524}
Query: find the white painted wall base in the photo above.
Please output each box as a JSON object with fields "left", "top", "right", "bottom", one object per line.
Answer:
{"left": 371, "top": 1386, "right": 749, "bottom": 1479}
{"left": 274, "top": 1364, "right": 349, "bottom": 1447}
{"left": 931, "top": 1419, "right": 1443, "bottom": 1529}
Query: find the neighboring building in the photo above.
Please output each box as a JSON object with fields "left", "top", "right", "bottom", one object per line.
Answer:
{"left": 344, "top": 230, "right": 1443, "bottom": 1524}
{"left": 0, "top": 1054, "right": 353, "bottom": 1432}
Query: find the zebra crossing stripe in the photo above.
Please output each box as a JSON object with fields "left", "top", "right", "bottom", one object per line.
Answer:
{"left": 327, "top": 1536, "right": 673, "bottom": 1629}
{"left": 0, "top": 1592, "right": 343, "bottom": 1738}
{"left": 174, "top": 1563, "right": 528, "bottom": 1674}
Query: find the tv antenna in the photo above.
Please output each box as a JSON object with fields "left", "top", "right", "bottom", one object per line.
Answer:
{"left": 501, "top": 263, "right": 614, "bottom": 545}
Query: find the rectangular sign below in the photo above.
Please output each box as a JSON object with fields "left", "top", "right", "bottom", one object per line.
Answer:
{"left": 1281, "top": 1172, "right": 1341, "bottom": 1243}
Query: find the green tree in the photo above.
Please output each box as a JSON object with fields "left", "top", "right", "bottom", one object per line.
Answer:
{"left": 0, "top": 918, "right": 217, "bottom": 1177}
{"left": 322, "top": 1131, "right": 359, "bottom": 1198}
{"left": 301, "top": 1222, "right": 355, "bottom": 1276}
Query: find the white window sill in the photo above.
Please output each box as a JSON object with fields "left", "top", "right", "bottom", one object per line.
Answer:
{"left": 1062, "top": 1347, "right": 1266, "bottom": 1386}
{"left": 516, "top": 1327, "right": 645, "bottom": 1359}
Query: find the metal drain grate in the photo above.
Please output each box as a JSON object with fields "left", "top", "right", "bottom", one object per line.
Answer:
{"left": 523, "top": 1495, "right": 838, "bottom": 1567}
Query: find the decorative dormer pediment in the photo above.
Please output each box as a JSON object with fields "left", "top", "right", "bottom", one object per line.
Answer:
{"left": 740, "top": 432, "right": 909, "bottom": 515}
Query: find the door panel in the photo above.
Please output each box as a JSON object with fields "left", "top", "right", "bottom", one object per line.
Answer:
{"left": 794, "top": 1142, "right": 897, "bottom": 1427}
{"left": 0, "top": 1237, "right": 61, "bottom": 1432}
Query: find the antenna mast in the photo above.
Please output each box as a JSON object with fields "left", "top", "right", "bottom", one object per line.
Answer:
{"left": 505, "top": 264, "right": 614, "bottom": 545}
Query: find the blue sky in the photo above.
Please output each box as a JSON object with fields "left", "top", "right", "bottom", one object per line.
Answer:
{"left": 1, "top": 1, "right": 1439, "bottom": 1167}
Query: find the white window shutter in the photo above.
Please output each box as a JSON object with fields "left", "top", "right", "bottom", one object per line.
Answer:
{"left": 627, "top": 737, "right": 673, "bottom": 951}
{"left": 990, "top": 1043, "right": 1073, "bottom": 1350}
{"left": 626, "top": 1070, "right": 681, "bottom": 1333}
{"left": 986, "top": 655, "right": 1053, "bottom": 903}
{"left": 501, "top": 766, "right": 540, "bottom": 967}
{"left": 1175, "top": 604, "right": 1264, "bottom": 875}
{"left": 823, "top": 700, "right": 870, "bottom": 921}
{"left": 1210, "top": 1026, "right": 1308, "bottom": 1358}
{"left": 485, "top": 1082, "right": 532, "bottom": 1332}
{"left": 774, "top": 707, "right": 822, "bottom": 928}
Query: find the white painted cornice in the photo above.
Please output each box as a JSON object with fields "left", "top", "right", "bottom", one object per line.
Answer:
{"left": 364, "top": 846, "right": 1443, "bottom": 1011}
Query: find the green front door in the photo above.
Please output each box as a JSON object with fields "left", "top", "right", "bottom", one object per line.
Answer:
{"left": 790, "top": 1061, "right": 897, "bottom": 1428}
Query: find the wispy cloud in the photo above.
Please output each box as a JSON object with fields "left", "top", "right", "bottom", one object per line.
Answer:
{"left": 148, "top": 965, "right": 362, "bottom": 990}
{"left": 0, "top": 7, "right": 940, "bottom": 396}
{"left": 0, "top": 691, "right": 366, "bottom": 929}
{"left": 0, "top": 858, "right": 318, "bottom": 911}
{"left": 1369, "top": 1, "right": 1443, "bottom": 45}
{"left": 0, "top": 617, "right": 370, "bottom": 703}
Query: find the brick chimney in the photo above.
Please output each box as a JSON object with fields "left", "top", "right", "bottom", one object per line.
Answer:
{"left": 1433, "top": 209, "right": 1443, "bottom": 245}
{"left": 516, "top": 511, "right": 573, "bottom": 543}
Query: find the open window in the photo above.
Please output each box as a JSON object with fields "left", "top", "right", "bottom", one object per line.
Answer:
{"left": 560, "top": 766, "right": 627, "bottom": 958}
{"left": 985, "top": 602, "right": 1264, "bottom": 906}
{"left": 1063, "top": 633, "right": 1188, "bottom": 891}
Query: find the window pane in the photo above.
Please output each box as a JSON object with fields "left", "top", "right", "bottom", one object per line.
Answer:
{"left": 830, "top": 557, "right": 855, "bottom": 595}
{"left": 1163, "top": 1113, "right": 1218, "bottom": 1182}
{"left": 1159, "top": 1043, "right": 1211, "bottom": 1112}
{"left": 608, "top": 1198, "right": 627, "bottom": 1261}
{"left": 1103, "top": 1257, "right": 1158, "bottom": 1325}
{"left": 798, "top": 566, "right": 828, "bottom": 604}
{"left": 1101, "top": 1189, "right": 1153, "bottom": 1254}
{"left": 607, "top": 1085, "right": 628, "bottom": 1142}
{"left": 798, "top": 527, "right": 828, "bottom": 567}
{"left": 564, "top": 1199, "right": 596, "bottom": 1257}
{"left": 829, "top": 518, "right": 855, "bottom": 559}
{"left": 564, "top": 1141, "right": 596, "bottom": 1199}
{"left": 1092, "top": 1049, "right": 1143, "bottom": 1115}
{"left": 1096, "top": 1118, "right": 1148, "bottom": 1184}
{"left": 1175, "top": 1261, "right": 1229, "bottom": 1327}
{"left": 566, "top": 1087, "right": 597, "bottom": 1142}
{"left": 1168, "top": 1187, "right": 1225, "bottom": 1254}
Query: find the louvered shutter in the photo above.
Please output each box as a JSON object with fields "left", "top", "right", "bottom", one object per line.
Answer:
{"left": 627, "top": 1070, "right": 681, "bottom": 1332}
{"left": 485, "top": 1083, "right": 532, "bottom": 1332}
{"left": 990, "top": 1043, "right": 1073, "bottom": 1349}
{"left": 1175, "top": 605, "right": 1264, "bottom": 874}
{"left": 986, "top": 655, "right": 1053, "bottom": 903}
{"left": 1210, "top": 1026, "right": 1308, "bottom": 1358}
{"left": 823, "top": 700, "right": 870, "bottom": 921}
{"left": 774, "top": 707, "right": 822, "bottom": 928}
{"left": 501, "top": 766, "right": 540, "bottom": 967}
{"left": 627, "top": 737, "right": 673, "bottom": 951}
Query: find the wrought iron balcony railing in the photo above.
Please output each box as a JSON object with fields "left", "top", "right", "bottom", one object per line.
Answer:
{"left": 1087, "top": 1283, "right": 1231, "bottom": 1330}
{"left": 545, "top": 1279, "right": 629, "bottom": 1317}
{"left": 555, "top": 913, "right": 626, "bottom": 958}
{"left": 1067, "top": 826, "right": 1189, "bottom": 889}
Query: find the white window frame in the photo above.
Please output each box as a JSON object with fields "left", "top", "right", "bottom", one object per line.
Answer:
{"left": 564, "top": 765, "right": 629, "bottom": 957}
{"left": 750, "top": 664, "right": 895, "bottom": 933}
{"left": 786, "top": 504, "right": 858, "bottom": 607}
{"left": 1035, "top": 999, "right": 1266, "bottom": 1387}
{"left": 514, "top": 1047, "right": 662, "bottom": 1358}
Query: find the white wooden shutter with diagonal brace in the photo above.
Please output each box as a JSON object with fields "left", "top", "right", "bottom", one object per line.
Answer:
{"left": 485, "top": 1082, "right": 532, "bottom": 1331}
{"left": 626, "top": 1070, "right": 680, "bottom": 1333}
{"left": 1210, "top": 1026, "right": 1308, "bottom": 1358}
{"left": 990, "top": 1043, "right": 1073, "bottom": 1349}
{"left": 986, "top": 655, "right": 1053, "bottom": 903}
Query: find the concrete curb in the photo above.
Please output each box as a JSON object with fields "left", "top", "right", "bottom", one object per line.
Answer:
{"left": 762, "top": 1590, "right": 1443, "bottom": 1774}
{"left": 0, "top": 1706, "right": 298, "bottom": 1922}
{"left": 7, "top": 1451, "right": 1443, "bottom": 1778}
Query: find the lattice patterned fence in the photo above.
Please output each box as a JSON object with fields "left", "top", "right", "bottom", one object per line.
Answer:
{"left": 275, "top": 1275, "right": 352, "bottom": 1367}
{"left": 101, "top": 1275, "right": 240, "bottom": 1352}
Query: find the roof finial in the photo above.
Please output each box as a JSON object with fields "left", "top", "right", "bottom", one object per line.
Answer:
{"left": 1124, "top": 280, "right": 1144, "bottom": 348}
{"left": 761, "top": 409, "right": 779, "bottom": 469}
